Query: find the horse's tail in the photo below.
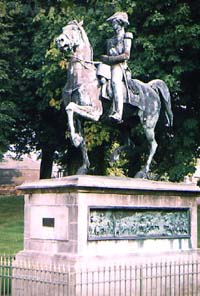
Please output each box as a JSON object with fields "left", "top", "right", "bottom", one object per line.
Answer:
{"left": 148, "top": 79, "right": 173, "bottom": 126}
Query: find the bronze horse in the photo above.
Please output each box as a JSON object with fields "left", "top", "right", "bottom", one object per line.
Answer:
{"left": 56, "top": 20, "right": 173, "bottom": 178}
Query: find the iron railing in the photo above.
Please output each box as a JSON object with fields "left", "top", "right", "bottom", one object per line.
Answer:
{"left": 0, "top": 255, "right": 200, "bottom": 296}
{"left": 73, "top": 260, "right": 200, "bottom": 296}
{"left": 0, "top": 255, "right": 14, "bottom": 296}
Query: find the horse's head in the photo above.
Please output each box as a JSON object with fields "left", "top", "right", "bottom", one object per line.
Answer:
{"left": 56, "top": 20, "right": 84, "bottom": 53}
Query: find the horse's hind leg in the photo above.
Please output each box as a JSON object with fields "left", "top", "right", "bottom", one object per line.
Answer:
{"left": 135, "top": 127, "right": 157, "bottom": 178}
{"left": 144, "top": 127, "right": 158, "bottom": 174}
{"left": 135, "top": 113, "right": 158, "bottom": 178}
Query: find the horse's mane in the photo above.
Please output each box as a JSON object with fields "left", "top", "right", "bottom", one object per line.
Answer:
{"left": 69, "top": 20, "right": 93, "bottom": 61}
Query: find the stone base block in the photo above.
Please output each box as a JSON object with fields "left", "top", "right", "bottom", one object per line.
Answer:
{"left": 12, "top": 175, "right": 200, "bottom": 295}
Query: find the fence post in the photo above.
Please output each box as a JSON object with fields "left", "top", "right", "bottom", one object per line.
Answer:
{"left": 139, "top": 264, "right": 143, "bottom": 296}
{"left": 68, "top": 267, "right": 76, "bottom": 296}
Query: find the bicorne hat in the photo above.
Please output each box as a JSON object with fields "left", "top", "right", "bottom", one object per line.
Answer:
{"left": 106, "top": 12, "right": 129, "bottom": 25}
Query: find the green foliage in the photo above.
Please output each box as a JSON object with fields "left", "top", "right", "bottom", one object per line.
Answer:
{"left": 0, "top": 1, "right": 18, "bottom": 159}
{"left": 128, "top": 1, "right": 200, "bottom": 181}
{"left": 0, "top": 102, "right": 15, "bottom": 159}
{"left": 4, "top": 1, "right": 69, "bottom": 164}
{"left": 154, "top": 118, "right": 199, "bottom": 181}
{"left": 84, "top": 122, "right": 110, "bottom": 151}
{"left": 106, "top": 142, "right": 128, "bottom": 177}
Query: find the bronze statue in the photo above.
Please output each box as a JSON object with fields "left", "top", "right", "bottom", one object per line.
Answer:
{"left": 56, "top": 14, "right": 173, "bottom": 178}
{"left": 100, "top": 12, "right": 138, "bottom": 123}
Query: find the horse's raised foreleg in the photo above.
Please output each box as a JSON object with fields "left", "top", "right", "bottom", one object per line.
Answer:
{"left": 66, "top": 103, "right": 84, "bottom": 147}
{"left": 66, "top": 102, "right": 102, "bottom": 122}
{"left": 65, "top": 101, "right": 102, "bottom": 174}
{"left": 66, "top": 101, "right": 102, "bottom": 147}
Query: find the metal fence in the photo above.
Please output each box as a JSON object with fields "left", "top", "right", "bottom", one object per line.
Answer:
{"left": 74, "top": 260, "right": 200, "bottom": 296}
{"left": 0, "top": 255, "right": 13, "bottom": 296}
{"left": 1, "top": 255, "right": 200, "bottom": 296}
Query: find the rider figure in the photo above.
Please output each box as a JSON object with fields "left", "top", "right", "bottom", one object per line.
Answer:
{"left": 100, "top": 12, "right": 138, "bottom": 122}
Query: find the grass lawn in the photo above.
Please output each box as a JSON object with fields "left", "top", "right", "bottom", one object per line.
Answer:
{"left": 0, "top": 195, "right": 24, "bottom": 254}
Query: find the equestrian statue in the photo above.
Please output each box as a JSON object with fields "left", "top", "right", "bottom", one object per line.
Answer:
{"left": 56, "top": 12, "right": 173, "bottom": 178}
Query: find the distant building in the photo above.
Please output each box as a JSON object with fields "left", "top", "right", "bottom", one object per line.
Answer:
{"left": 0, "top": 154, "right": 40, "bottom": 186}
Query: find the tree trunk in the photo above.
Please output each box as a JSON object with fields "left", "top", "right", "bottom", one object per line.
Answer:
{"left": 40, "top": 146, "right": 55, "bottom": 179}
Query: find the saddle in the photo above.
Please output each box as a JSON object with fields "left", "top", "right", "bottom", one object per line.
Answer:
{"left": 97, "top": 63, "right": 145, "bottom": 111}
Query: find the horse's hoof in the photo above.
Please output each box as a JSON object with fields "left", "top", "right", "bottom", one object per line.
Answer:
{"left": 134, "top": 170, "right": 148, "bottom": 179}
{"left": 73, "top": 134, "right": 83, "bottom": 147}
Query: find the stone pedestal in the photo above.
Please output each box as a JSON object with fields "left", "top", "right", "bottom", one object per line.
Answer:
{"left": 16, "top": 175, "right": 200, "bottom": 263}
{"left": 13, "top": 176, "right": 200, "bottom": 295}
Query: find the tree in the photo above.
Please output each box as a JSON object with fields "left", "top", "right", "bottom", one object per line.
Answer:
{"left": 0, "top": 1, "right": 16, "bottom": 159}
{"left": 59, "top": 0, "right": 200, "bottom": 181}
{"left": 3, "top": 0, "right": 200, "bottom": 181}
{"left": 2, "top": 0, "right": 69, "bottom": 178}
{"left": 77, "top": 0, "right": 200, "bottom": 181}
{"left": 129, "top": 0, "right": 200, "bottom": 181}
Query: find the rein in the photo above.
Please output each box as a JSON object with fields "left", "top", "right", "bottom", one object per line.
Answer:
{"left": 71, "top": 56, "right": 101, "bottom": 68}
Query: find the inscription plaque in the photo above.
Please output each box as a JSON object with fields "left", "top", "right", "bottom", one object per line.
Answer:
{"left": 88, "top": 207, "right": 190, "bottom": 240}
{"left": 42, "top": 217, "right": 55, "bottom": 228}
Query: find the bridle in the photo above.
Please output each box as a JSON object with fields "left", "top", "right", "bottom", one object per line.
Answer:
{"left": 60, "top": 21, "right": 100, "bottom": 68}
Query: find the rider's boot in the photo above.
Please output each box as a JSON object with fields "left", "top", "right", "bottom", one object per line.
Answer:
{"left": 109, "top": 95, "right": 123, "bottom": 123}
{"left": 109, "top": 78, "right": 123, "bottom": 122}
{"left": 109, "top": 112, "right": 122, "bottom": 122}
